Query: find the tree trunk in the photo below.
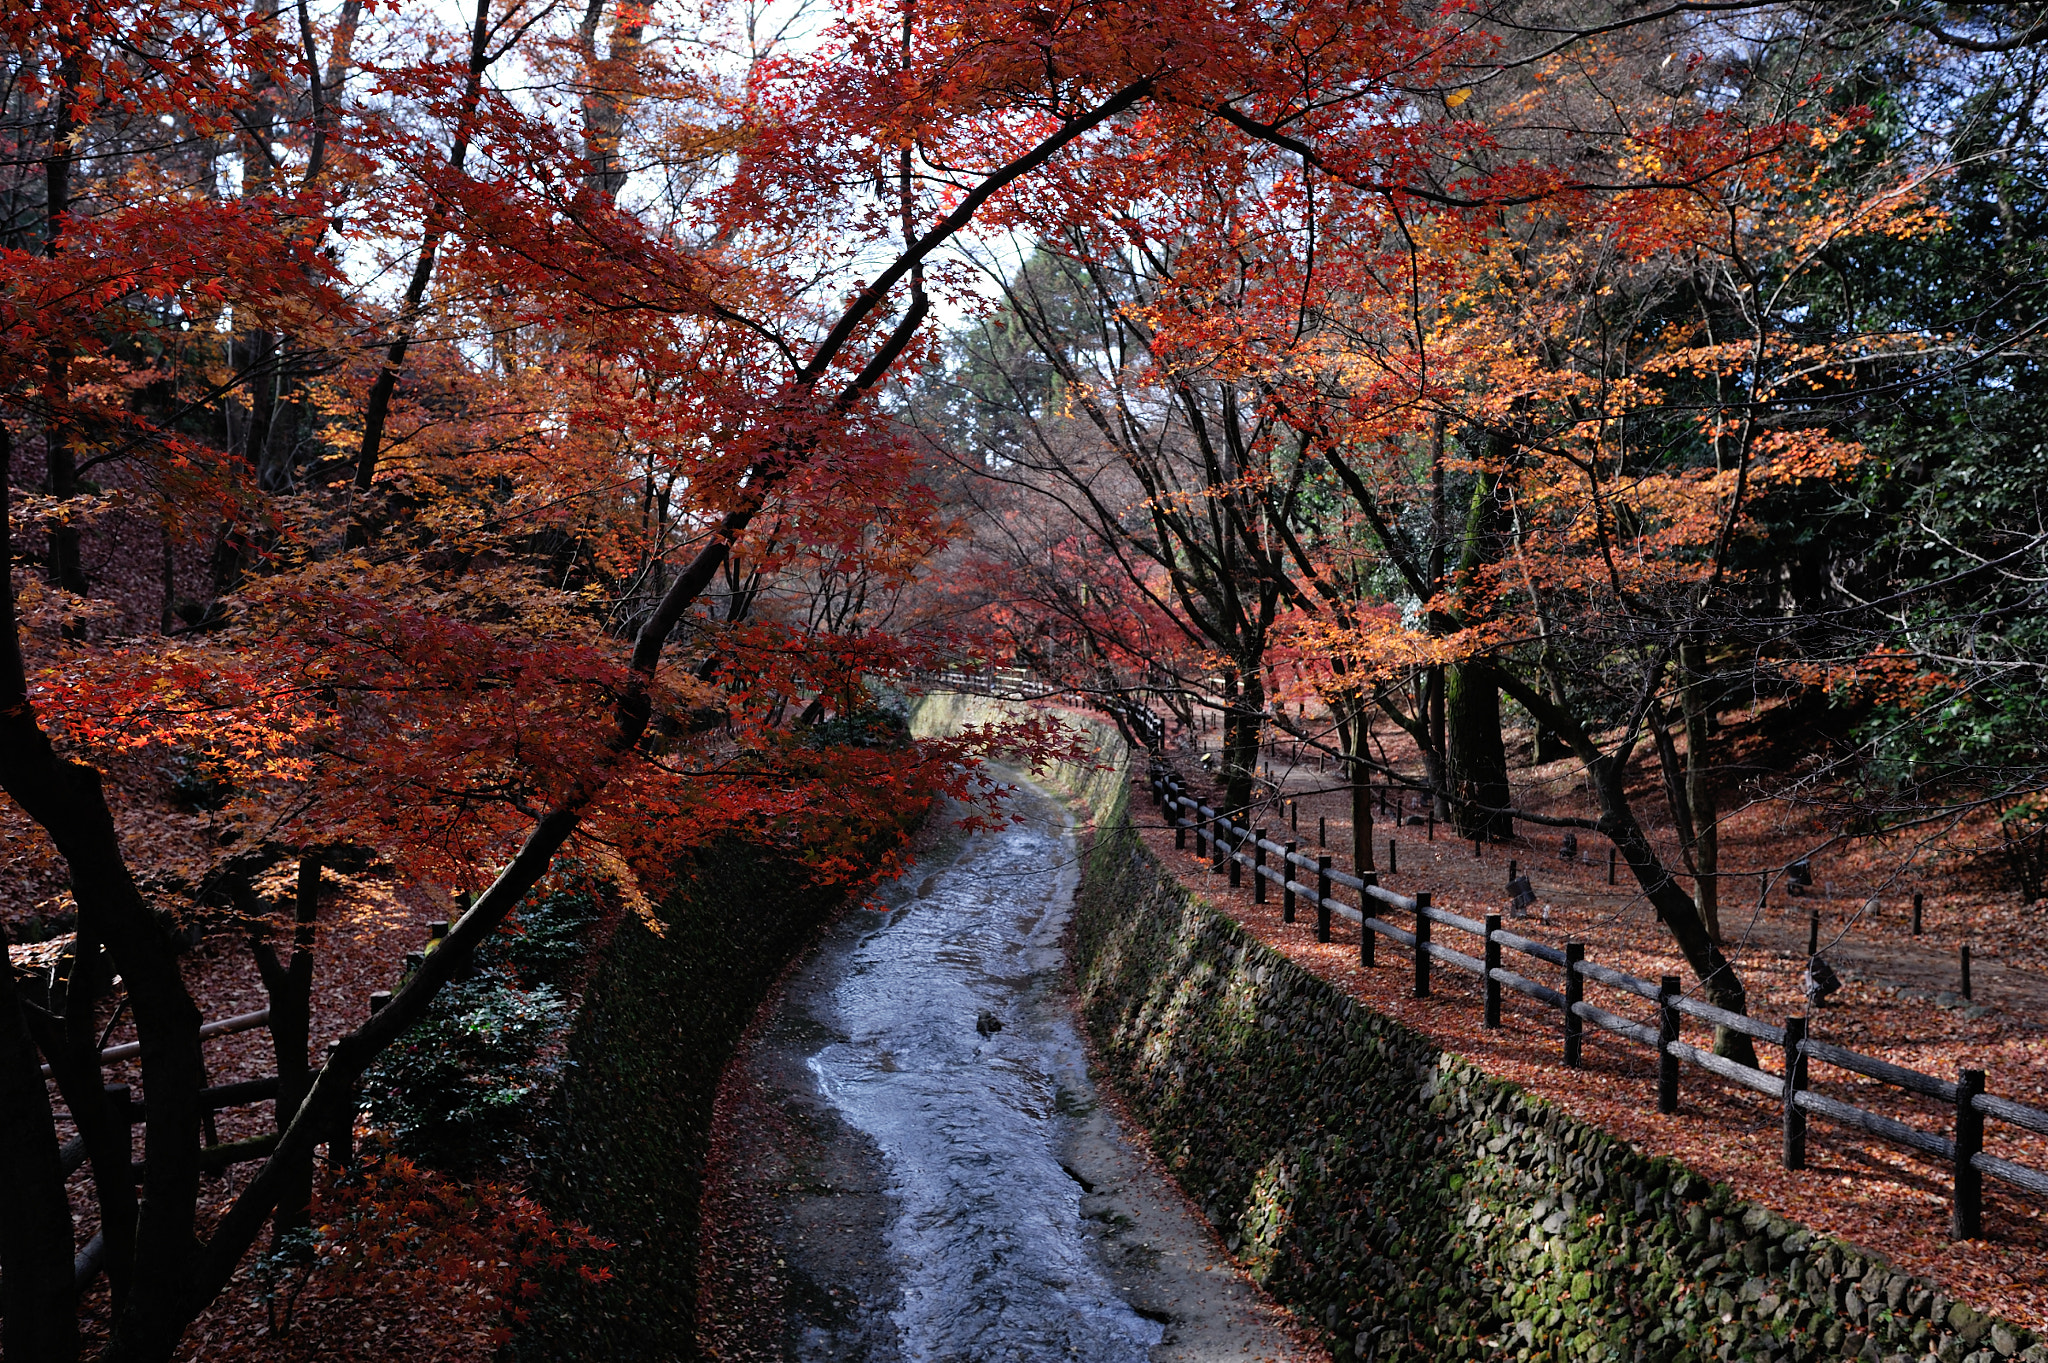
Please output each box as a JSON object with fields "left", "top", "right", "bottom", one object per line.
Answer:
{"left": 0, "top": 922, "right": 79, "bottom": 1363}
{"left": 43, "top": 50, "right": 86, "bottom": 596}
{"left": 1, "top": 432, "right": 210, "bottom": 1362}
{"left": 21, "top": 935, "right": 139, "bottom": 1312}
{"left": 1681, "top": 639, "right": 1720, "bottom": 943}
{"left": 1445, "top": 661, "right": 1512, "bottom": 842}
{"left": 1591, "top": 748, "right": 1754, "bottom": 1065}
{"left": 247, "top": 853, "right": 321, "bottom": 1239}
{"left": 1425, "top": 665, "right": 1447, "bottom": 821}
{"left": 1219, "top": 669, "right": 1261, "bottom": 817}
{"left": 1492, "top": 667, "right": 1757, "bottom": 1066}
{"left": 1337, "top": 694, "right": 1375, "bottom": 874}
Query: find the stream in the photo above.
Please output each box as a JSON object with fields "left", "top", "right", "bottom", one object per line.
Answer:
{"left": 709, "top": 776, "right": 1306, "bottom": 1363}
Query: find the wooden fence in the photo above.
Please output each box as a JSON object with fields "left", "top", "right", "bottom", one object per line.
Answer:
{"left": 1148, "top": 766, "right": 2048, "bottom": 1239}
{"left": 37, "top": 912, "right": 459, "bottom": 1289}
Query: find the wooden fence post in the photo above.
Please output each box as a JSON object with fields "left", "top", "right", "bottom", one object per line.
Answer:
{"left": 1658, "top": 976, "right": 1681, "bottom": 1115}
{"left": 1782, "top": 1016, "right": 1808, "bottom": 1170}
{"left": 1961, "top": 944, "right": 1972, "bottom": 1000}
{"left": 1253, "top": 830, "right": 1268, "bottom": 904}
{"left": 1281, "top": 842, "right": 1298, "bottom": 922}
{"left": 1359, "top": 873, "right": 1377, "bottom": 967}
{"left": 1953, "top": 1068, "right": 1985, "bottom": 1240}
{"left": 1315, "top": 856, "right": 1332, "bottom": 943}
{"left": 1174, "top": 797, "right": 1186, "bottom": 850}
{"left": 1484, "top": 913, "right": 1502, "bottom": 1028}
{"left": 1563, "top": 943, "right": 1583, "bottom": 1066}
{"left": 1607, "top": 848, "right": 1616, "bottom": 885}
{"left": 1912, "top": 892, "right": 1923, "bottom": 935}
{"left": 1228, "top": 822, "right": 1242, "bottom": 887}
{"left": 1387, "top": 838, "right": 1397, "bottom": 875}
{"left": 1413, "top": 893, "right": 1432, "bottom": 998}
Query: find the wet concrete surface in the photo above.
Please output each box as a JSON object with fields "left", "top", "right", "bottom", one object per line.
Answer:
{"left": 708, "top": 779, "right": 1313, "bottom": 1363}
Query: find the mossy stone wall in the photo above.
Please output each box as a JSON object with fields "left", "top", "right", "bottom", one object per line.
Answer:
{"left": 525, "top": 840, "right": 855, "bottom": 1360}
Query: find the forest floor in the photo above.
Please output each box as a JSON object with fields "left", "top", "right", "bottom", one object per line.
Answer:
{"left": 1132, "top": 707, "right": 2048, "bottom": 1333}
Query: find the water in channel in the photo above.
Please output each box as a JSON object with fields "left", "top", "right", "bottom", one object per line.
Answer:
{"left": 718, "top": 775, "right": 1304, "bottom": 1363}
{"left": 809, "top": 780, "right": 1160, "bottom": 1361}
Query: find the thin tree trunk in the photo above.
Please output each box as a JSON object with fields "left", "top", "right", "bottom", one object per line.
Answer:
{"left": 0, "top": 920, "right": 79, "bottom": 1363}
{"left": 43, "top": 50, "right": 86, "bottom": 595}
{"left": 352, "top": 0, "right": 493, "bottom": 503}
{"left": 1681, "top": 638, "right": 1720, "bottom": 943}
{"left": 247, "top": 853, "right": 321, "bottom": 1238}
{"left": 22, "top": 934, "right": 139, "bottom": 1312}
{"left": 1347, "top": 700, "right": 1376, "bottom": 875}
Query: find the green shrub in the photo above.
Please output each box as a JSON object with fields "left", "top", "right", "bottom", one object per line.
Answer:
{"left": 362, "top": 974, "right": 568, "bottom": 1175}
{"left": 362, "top": 881, "right": 604, "bottom": 1175}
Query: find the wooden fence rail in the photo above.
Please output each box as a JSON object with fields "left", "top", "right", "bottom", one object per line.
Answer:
{"left": 1149, "top": 766, "right": 2048, "bottom": 1238}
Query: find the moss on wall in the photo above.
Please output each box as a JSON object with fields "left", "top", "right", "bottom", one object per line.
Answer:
{"left": 908, "top": 693, "right": 2038, "bottom": 1363}
{"left": 519, "top": 839, "right": 860, "bottom": 1361}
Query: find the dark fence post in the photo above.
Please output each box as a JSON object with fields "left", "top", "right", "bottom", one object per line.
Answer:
{"left": 1283, "top": 842, "right": 1297, "bottom": 922}
{"left": 1253, "top": 830, "right": 1268, "bottom": 904}
{"left": 1961, "top": 944, "right": 1972, "bottom": 1000}
{"left": 1359, "top": 873, "right": 1377, "bottom": 967}
{"left": 1319, "top": 816, "right": 1327, "bottom": 849}
{"left": 1607, "top": 848, "right": 1616, "bottom": 885}
{"left": 1657, "top": 976, "right": 1681, "bottom": 1115}
{"left": 1563, "top": 943, "right": 1583, "bottom": 1066}
{"left": 1782, "top": 1016, "right": 1808, "bottom": 1170}
{"left": 1953, "top": 1068, "right": 1985, "bottom": 1240}
{"left": 1315, "top": 855, "right": 1332, "bottom": 943}
{"left": 1228, "top": 822, "right": 1242, "bottom": 887}
{"left": 1484, "top": 913, "right": 1502, "bottom": 1028}
{"left": 1507, "top": 857, "right": 1517, "bottom": 887}
{"left": 1387, "top": 838, "right": 1397, "bottom": 875}
{"left": 1413, "top": 893, "right": 1432, "bottom": 998}
{"left": 324, "top": 1040, "right": 354, "bottom": 1168}
{"left": 1174, "top": 797, "right": 1187, "bottom": 850}
{"left": 1912, "top": 892, "right": 1923, "bottom": 936}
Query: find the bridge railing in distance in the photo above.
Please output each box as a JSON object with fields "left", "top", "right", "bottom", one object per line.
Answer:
{"left": 1145, "top": 763, "right": 2048, "bottom": 1242}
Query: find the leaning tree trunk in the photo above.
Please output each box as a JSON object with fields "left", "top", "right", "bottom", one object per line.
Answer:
{"left": 1493, "top": 668, "right": 1757, "bottom": 1065}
